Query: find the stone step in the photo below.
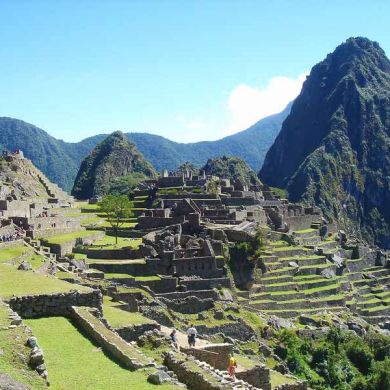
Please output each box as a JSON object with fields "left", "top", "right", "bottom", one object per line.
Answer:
{"left": 354, "top": 275, "right": 390, "bottom": 288}
{"left": 262, "top": 277, "right": 340, "bottom": 293}
{"left": 270, "top": 247, "right": 313, "bottom": 258}
{"left": 356, "top": 299, "right": 383, "bottom": 309}
{"left": 317, "top": 240, "right": 339, "bottom": 250}
{"left": 250, "top": 295, "right": 346, "bottom": 311}
{"left": 277, "top": 255, "right": 327, "bottom": 267}
{"left": 292, "top": 229, "right": 318, "bottom": 238}
{"left": 261, "top": 306, "right": 345, "bottom": 319}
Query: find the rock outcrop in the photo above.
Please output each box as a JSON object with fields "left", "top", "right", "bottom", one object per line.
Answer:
{"left": 260, "top": 37, "right": 390, "bottom": 248}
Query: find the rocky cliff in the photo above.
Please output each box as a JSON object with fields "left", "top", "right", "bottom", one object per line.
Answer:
{"left": 259, "top": 37, "right": 390, "bottom": 248}
{"left": 71, "top": 131, "right": 156, "bottom": 199}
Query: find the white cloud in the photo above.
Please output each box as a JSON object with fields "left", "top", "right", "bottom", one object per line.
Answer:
{"left": 226, "top": 72, "right": 308, "bottom": 135}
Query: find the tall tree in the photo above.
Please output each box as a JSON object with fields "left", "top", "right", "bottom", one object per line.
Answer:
{"left": 99, "top": 195, "right": 133, "bottom": 244}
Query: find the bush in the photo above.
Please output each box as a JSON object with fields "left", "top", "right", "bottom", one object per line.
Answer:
{"left": 346, "top": 340, "right": 373, "bottom": 375}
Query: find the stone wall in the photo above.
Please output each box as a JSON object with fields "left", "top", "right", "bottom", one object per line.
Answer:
{"left": 42, "top": 231, "right": 104, "bottom": 256}
{"left": 164, "top": 352, "right": 222, "bottom": 390}
{"left": 70, "top": 306, "right": 151, "bottom": 370}
{"left": 116, "top": 323, "right": 160, "bottom": 342}
{"left": 8, "top": 289, "right": 102, "bottom": 318}
{"left": 159, "top": 296, "right": 215, "bottom": 314}
{"left": 181, "top": 277, "right": 231, "bottom": 290}
{"left": 173, "top": 256, "right": 224, "bottom": 278}
{"left": 196, "top": 319, "right": 256, "bottom": 341}
{"left": 274, "top": 382, "right": 308, "bottom": 390}
{"left": 182, "top": 343, "right": 233, "bottom": 370}
{"left": 236, "top": 365, "right": 271, "bottom": 390}
{"left": 76, "top": 247, "right": 141, "bottom": 260}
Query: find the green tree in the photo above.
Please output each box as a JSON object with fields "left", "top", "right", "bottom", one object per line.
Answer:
{"left": 99, "top": 195, "right": 133, "bottom": 244}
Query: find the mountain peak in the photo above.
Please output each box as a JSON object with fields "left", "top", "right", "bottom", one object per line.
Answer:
{"left": 260, "top": 37, "right": 390, "bottom": 248}
{"left": 71, "top": 132, "right": 156, "bottom": 199}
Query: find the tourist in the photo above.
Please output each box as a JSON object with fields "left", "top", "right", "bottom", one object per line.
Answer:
{"left": 187, "top": 324, "right": 197, "bottom": 347}
{"left": 227, "top": 354, "right": 237, "bottom": 381}
{"left": 170, "top": 329, "right": 178, "bottom": 350}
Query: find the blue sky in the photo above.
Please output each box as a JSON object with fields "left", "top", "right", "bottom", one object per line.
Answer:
{"left": 0, "top": 0, "right": 389, "bottom": 143}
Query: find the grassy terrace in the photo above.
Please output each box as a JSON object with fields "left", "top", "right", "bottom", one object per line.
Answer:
{"left": 86, "top": 259, "right": 146, "bottom": 265}
{"left": 0, "top": 246, "right": 30, "bottom": 262}
{"left": 271, "top": 246, "right": 310, "bottom": 253}
{"left": 271, "top": 370, "right": 297, "bottom": 388}
{"left": 88, "top": 236, "right": 142, "bottom": 249}
{"left": 105, "top": 274, "right": 160, "bottom": 281}
{"left": 103, "top": 298, "right": 154, "bottom": 328}
{"left": 0, "top": 263, "right": 90, "bottom": 298}
{"left": 278, "top": 255, "right": 325, "bottom": 261}
{"left": 294, "top": 228, "right": 316, "bottom": 234}
{"left": 25, "top": 317, "right": 178, "bottom": 390}
{"left": 43, "top": 230, "right": 100, "bottom": 245}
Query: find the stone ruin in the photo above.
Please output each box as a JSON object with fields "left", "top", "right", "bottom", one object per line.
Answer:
{"left": 0, "top": 151, "right": 81, "bottom": 242}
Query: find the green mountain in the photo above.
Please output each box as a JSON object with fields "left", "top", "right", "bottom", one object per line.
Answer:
{"left": 71, "top": 131, "right": 156, "bottom": 199}
{"left": 202, "top": 156, "right": 260, "bottom": 185}
{"left": 260, "top": 37, "right": 390, "bottom": 248}
{"left": 0, "top": 103, "right": 290, "bottom": 192}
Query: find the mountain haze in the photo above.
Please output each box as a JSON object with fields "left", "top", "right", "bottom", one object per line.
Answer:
{"left": 0, "top": 104, "right": 290, "bottom": 192}
{"left": 260, "top": 37, "right": 390, "bottom": 248}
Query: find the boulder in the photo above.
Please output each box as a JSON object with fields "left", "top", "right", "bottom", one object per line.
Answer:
{"left": 29, "top": 348, "right": 44, "bottom": 367}
{"left": 320, "top": 268, "right": 336, "bottom": 279}
{"left": 0, "top": 373, "right": 29, "bottom": 390}
{"left": 141, "top": 245, "right": 158, "bottom": 258}
{"left": 299, "top": 315, "right": 321, "bottom": 327}
{"left": 259, "top": 343, "right": 272, "bottom": 357}
{"left": 17, "top": 261, "right": 32, "bottom": 271}
{"left": 147, "top": 370, "right": 172, "bottom": 385}
{"left": 27, "top": 336, "right": 38, "bottom": 348}
{"left": 214, "top": 310, "right": 224, "bottom": 320}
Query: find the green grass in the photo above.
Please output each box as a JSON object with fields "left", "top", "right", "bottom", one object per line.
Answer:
{"left": 0, "top": 263, "right": 91, "bottom": 298}
{"left": 235, "top": 355, "right": 257, "bottom": 369}
{"left": 90, "top": 236, "right": 141, "bottom": 249}
{"left": 272, "top": 246, "right": 308, "bottom": 252}
{"left": 103, "top": 304, "right": 155, "bottom": 328}
{"left": 294, "top": 228, "right": 316, "bottom": 234}
{"left": 0, "top": 303, "right": 46, "bottom": 389}
{"left": 0, "top": 246, "right": 29, "bottom": 262}
{"left": 270, "top": 370, "right": 297, "bottom": 388}
{"left": 25, "top": 317, "right": 178, "bottom": 390}
{"left": 86, "top": 258, "right": 146, "bottom": 265}
{"left": 44, "top": 230, "right": 100, "bottom": 245}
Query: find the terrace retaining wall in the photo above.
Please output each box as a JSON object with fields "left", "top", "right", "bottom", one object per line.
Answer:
{"left": 8, "top": 289, "right": 102, "bottom": 318}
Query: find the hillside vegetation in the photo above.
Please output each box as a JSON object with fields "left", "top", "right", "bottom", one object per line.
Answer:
{"left": 260, "top": 37, "right": 390, "bottom": 248}
{"left": 71, "top": 131, "right": 156, "bottom": 199}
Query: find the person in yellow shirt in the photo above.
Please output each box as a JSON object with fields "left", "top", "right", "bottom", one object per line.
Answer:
{"left": 227, "top": 354, "right": 237, "bottom": 380}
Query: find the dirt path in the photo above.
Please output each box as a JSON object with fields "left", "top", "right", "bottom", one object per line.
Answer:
{"left": 161, "top": 325, "right": 209, "bottom": 348}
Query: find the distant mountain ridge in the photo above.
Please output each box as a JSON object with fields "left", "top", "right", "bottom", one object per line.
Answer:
{"left": 0, "top": 103, "right": 290, "bottom": 191}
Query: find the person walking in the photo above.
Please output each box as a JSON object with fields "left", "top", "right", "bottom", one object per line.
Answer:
{"left": 227, "top": 354, "right": 237, "bottom": 381}
{"left": 170, "top": 329, "right": 178, "bottom": 350}
{"left": 187, "top": 324, "right": 197, "bottom": 347}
